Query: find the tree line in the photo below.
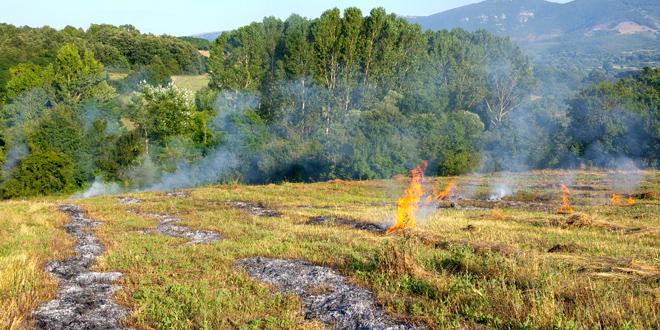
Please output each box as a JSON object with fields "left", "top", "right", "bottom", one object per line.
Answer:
{"left": 0, "top": 8, "right": 657, "bottom": 198}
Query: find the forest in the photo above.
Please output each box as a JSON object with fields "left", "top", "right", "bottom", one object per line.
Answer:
{"left": 0, "top": 8, "right": 658, "bottom": 198}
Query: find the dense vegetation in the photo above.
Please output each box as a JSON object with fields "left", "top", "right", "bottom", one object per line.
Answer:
{"left": 0, "top": 23, "right": 205, "bottom": 99}
{"left": 0, "top": 8, "right": 657, "bottom": 198}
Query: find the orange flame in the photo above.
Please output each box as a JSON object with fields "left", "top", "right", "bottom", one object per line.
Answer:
{"left": 557, "top": 184, "right": 573, "bottom": 214}
{"left": 611, "top": 193, "right": 635, "bottom": 206}
{"left": 435, "top": 179, "right": 456, "bottom": 201}
{"left": 387, "top": 161, "right": 428, "bottom": 234}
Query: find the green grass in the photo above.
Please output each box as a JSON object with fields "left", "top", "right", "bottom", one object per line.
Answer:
{"left": 2, "top": 170, "right": 659, "bottom": 329}
{"left": 170, "top": 74, "right": 210, "bottom": 93}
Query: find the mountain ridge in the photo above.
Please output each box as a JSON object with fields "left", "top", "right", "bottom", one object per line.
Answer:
{"left": 407, "top": 0, "right": 659, "bottom": 42}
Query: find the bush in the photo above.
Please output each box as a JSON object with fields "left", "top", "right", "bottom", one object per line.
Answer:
{"left": 2, "top": 150, "right": 75, "bottom": 198}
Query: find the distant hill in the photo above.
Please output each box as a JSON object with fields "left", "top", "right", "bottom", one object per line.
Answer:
{"left": 191, "top": 31, "right": 222, "bottom": 41}
{"left": 408, "top": 0, "right": 658, "bottom": 41}
{"left": 407, "top": 0, "right": 659, "bottom": 68}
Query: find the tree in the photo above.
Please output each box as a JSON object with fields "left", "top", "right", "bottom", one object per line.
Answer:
{"left": 52, "top": 44, "right": 116, "bottom": 104}
{"left": 567, "top": 68, "right": 659, "bottom": 167}
{"left": 479, "top": 33, "right": 534, "bottom": 127}
{"left": 27, "top": 106, "right": 91, "bottom": 185}
{"left": 129, "top": 83, "right": 195, "bottom": 153}
{"left": 209, "top": 23, "right": 267, "bottom": 91}
{"left": 1, "top": 150, "right": 76, "bottom": 198}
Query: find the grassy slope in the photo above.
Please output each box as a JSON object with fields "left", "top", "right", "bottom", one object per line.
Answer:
{"left": 0, "top": 200, "right": 72, "bottom": 329}
{"left": 3, "top": 170, "right": 659, "bottom": 329}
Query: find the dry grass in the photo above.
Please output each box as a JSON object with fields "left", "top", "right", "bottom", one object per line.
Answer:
{"left": 1, "top": 169, "right": 658, "bottom": 329}
{"left": 0, "top": 200, "right": 72, "bottom": 329}
{"left": 170, "top": 74, "right": 210, "bottom": 93}
{"left": 108, "top": 72, "right": 129, "bottom": 81}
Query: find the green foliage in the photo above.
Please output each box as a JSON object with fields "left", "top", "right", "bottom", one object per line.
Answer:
{"left": 435, "top": 112, "right": 484, "bottom": 175}
{"left": 0, "top": 23, "right": 204, "bottom": 100}
{"left": 1, "top": 150, "right": 75, "bottom": 198}
{"left": 0, "top": 9, "right": 657, "bottom": 198}
{"left": 178, "top": 36, "right": 211, "bottom": 50}
{"left": 567, "top": 67, "right": 659, "bottom": 167}
{"left": 96, "top": 129, "right": 145, "bottom": 180}
{"left": 52, "top": 44, "right": 116, "bottom": 104}
{"left": 128, "top": 83, "right": 195, "bottom": 144}
{"left": 26, "top": 106, "right": 91, "bottom": 185}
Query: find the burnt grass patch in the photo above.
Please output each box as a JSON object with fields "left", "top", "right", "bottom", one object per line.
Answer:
{"left": 228, "top": 201, "right": 281, "bottom": 217}
{"left": 116, "top": 196, "right": 144, "bottom": 205}
{"left": 235, "top": 257, "right": 417, "bottom": 329}
{"left": 306, "top": 215, "right": 386, "bottom": 233}
{"left": 163, "top": 191, "right": 189, "bottom": 198}
{"left": 548, "top": 243, "right": 580, "bottom": 253}
{"left": 130, "top": 210, "right": 221, "bottom": 245}
{"left": 32, "top": 204, "right": 130, "bottom": 329}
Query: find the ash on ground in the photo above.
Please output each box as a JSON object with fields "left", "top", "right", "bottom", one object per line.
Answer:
{"left": 116, "top": 196, "right": 144, "bottom": 205}
{"left": 164, "top": 191, "right": 189, "bottom": 198}
{"left": 133, "top": 211, "right": 221, "bottom": 245}
{"left": 32, "top": 204, "right": 130, "bottom": 329}
{"left": 306, "top": 216, "right": 385, "bottom": 233}
{"left": 235, "top": 257, "right": 417, "bottom": 330}
{"left": 229, "top": 201, "right": 281, "bottom": 217}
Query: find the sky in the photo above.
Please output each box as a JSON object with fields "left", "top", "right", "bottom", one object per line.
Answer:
{"left": 2, "top": 0, "right": 572, "bottom": 36}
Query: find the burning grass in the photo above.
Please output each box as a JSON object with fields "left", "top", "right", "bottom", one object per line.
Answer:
{"left": 1, "top": 169, "right": 658, "bottom": 329}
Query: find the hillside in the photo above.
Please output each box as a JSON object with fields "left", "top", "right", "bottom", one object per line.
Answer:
{"left": 407, "top": 0, "right": 659, "bottom": 67}
{"left": 408, "top": 0, "right": 659, "bottom": 40}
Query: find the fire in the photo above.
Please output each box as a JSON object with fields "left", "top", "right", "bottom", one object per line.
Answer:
{"left": 387, "top": 161, "right": 428, "bottom": 234}
{"left": 435, "top": 179, "right": 456, "bottom": 201}
{"left": 611, "top": 193, "right": 636, "bottom": 206}
{"left": 557, "top": 184, "right": 574, "bottom": 214}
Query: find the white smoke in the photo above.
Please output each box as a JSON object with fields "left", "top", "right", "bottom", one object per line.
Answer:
{"left": 74, "top": 178, "right": 123, "bottom": 198}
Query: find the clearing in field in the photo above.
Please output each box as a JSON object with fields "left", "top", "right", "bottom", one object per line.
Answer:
{"left": 1, "top": 170, "right": 658, "bottom": 329}
{"left": 170, "top": 74, "right": 210, "bottom": 93}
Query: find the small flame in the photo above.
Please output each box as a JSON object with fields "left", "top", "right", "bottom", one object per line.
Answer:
{"left": 557, "top": 184, "right": 573, "bottom": 214}
{"left": 435, "top": 179, "right": 456, "bottom": 201}
{"left": 611, "top": 193, "right": 635, "bottom": 206}
{"left": 387, "top": 161, "right": 428, "bottom": 234}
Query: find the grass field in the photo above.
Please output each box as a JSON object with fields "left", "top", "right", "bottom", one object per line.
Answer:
{"left": 170, "top": 74, "right": 210, "bottom": 93}
{"left": 2, "top": 170, "right": 659, "bottom": 329}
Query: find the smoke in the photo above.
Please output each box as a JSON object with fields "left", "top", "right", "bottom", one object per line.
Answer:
{"left": 72, "top": 90, "right": 251, "bottom": 198}
{"left": 610, "top": 156, "right": 643, "bottom": 193}
{"left": 73, "top": 178, "right": 123, "bottom": 198}
{"left": 80, "top": 102, "right": 122, "bottom": 135}
{"left": 2, "top": 143, "right": 28, "bottom": 175}
{"left": 146, "top": 149, "right": 239, "bottom": 190}
{"left": 489, "top": 177, "right": 514, "bottom": 200}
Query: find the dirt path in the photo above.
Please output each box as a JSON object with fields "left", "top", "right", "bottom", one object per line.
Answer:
{"left": 32, "top": 204, "right": 130, "bottom": 329}
{"left": 236, "top": 257, "right": 417, "bottom": 329}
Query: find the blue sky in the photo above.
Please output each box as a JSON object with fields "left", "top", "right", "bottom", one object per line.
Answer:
{"left": 2, "top": 0, "right": 572, "bottom": 36}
